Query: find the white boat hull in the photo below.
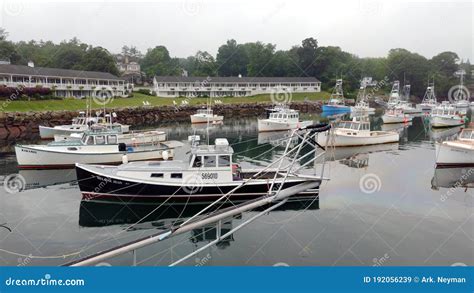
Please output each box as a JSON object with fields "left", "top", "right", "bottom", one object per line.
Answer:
{"left": 350, "top": 107, "right": 375, "bottom": 113}
{"left": 317, "top": 131, "right": 399, "bottom": 147}
{"left": 430, "top": 116, "right": 464, "bottom": 128}
{"left": 190, "top": 115, "right": 224, "bottom": 124}
{"left": 435, "top": 142, "right": 474, "bottom": 167}
{"left": 15, "top": 145, "right": 174, "bottom": 169}
{"left": 381, "top": 115, "right": 412, "bottom": 124}
{"left": 258, "top": 120, "right": 312, "bottom": 132}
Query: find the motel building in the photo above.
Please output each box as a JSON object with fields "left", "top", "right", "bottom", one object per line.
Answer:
{"left": 153, "top": 76, "right": 321, "bottom": 98}
{"left": 0, "top": 62, "right": 128, "bottom": 98}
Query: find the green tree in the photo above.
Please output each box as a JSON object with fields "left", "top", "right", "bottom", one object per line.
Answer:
{"left": 296, "top": 37, "right": 318, "bottom": 77}
{"left": 216, "top": 39, "right": 248, "bottom": 76}
{"left": 242, "top": 42, "right": 275, "bottom": 76}
{"left": 80, "top": 46, "right": 119, "bottom": 75}
{"left": 140, "top": 46, "right": 180, "bottom": 77}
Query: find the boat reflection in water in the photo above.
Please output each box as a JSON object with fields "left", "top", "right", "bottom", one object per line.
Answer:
{"left": 320, "top": 143, "right": 398, "bottom": 169}
{"left": 2, "top": 169, "right": 78, "bottom": 192}
{"left": 257, "top": 130, "right": 299, "bottom": 148}
{"left": 429, "top": 126, "right": 462, "bottom": 142}
{"left": 79, "top": 196, "right": 319, "bottom": 248}
{"left": 431, "top": 167, "right": 474, "bottom": 190}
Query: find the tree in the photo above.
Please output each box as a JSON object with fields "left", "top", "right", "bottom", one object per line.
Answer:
{"left": 140, "top": 46, "right": 180, "bottom": 76}
{"left": 242, "top": 42, "right": 275, "bottom": 76}
{"left": 296, "top": 37, "right": 318, "bottom": 76}
{"left": 216, "top": 39, "right": 248, "bottom": 76}
{"left": 80, "top": 46, "right": 119, "bottom": 75}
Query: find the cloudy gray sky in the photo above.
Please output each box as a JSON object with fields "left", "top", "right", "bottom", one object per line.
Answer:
{"left": 1, "top": 0, "right": 472, "bottom": 60}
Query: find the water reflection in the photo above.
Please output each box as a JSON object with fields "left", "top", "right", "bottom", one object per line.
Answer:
{"left": 431, "top": 167, "right": 474, "bottom": 190}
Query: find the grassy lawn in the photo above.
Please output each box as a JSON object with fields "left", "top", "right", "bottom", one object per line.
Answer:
{"left": 2, "top": 91, "right": 331, "bottom": 112}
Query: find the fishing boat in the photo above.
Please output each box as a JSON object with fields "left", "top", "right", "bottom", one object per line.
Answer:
{"left": 322, "top": 79, "right": 350, "bottom": 112}
{"left": 317, "top": 118, "right": 399, "bottom": 147}
{"left": 75, "top": 124, "right": 331, "bottom": 202}
{"left": 15, "top": 127, "right": 183, "bottom": 169}
{"left": 258, "top": 107, "right": 312, "bottom": 132}
{"left": 430, "top": 103, "right": 465, "bottom": 128}
{"left": 381, "top": 108, "right": 412, "bottom": 124}
{"left": 39, "top": 112, "right": 129, "bottom": 139}
{"left": 395, "top": 84, "right": 421, "bottom": 114}
{"left": 387, "top": 81, "right": 401, "bottom": 108}
{"left": 452, "top": 71, "right": 470, "bottom": 110}
{"left": 416, "top": 82, "right": 438, "bottom": 111}
{"left": 190, "top": 108, "right": 224, "bottom": 124}
{"left": 435, "top": 128, "right": 474, "bottom": 167}
{"left": 54, "top": 125, "right": 167, "bottom": 146}
{"left": 350, "top": 85, "right": 375, "bottom": 113}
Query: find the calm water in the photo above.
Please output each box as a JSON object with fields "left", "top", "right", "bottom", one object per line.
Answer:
{"left": 0, "top": 111, "right": 473, "bottom": 266}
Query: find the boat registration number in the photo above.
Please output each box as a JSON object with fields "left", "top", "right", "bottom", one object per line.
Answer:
{"left": 202, "top": 173, "right": 218, "bottom": 180}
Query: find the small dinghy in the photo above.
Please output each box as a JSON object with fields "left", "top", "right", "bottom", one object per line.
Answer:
{"left": 75, "top": 124, "right": 332, "bottom": 202}
{"left": 190, "top": 108, "right": 224, "bottom": 124}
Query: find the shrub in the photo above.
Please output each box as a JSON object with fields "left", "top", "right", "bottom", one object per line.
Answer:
{"left": 136, "top": 88, "right": 154, "bottom": 96}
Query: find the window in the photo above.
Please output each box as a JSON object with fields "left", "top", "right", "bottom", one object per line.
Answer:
{"left": 95, "top": 135, "right": 106, "bottom": 145}
{"left": 107, "top": 135, "right": 118, "bottom": 144}
{"left": 171, "top": 173, "right": 182, "bottom": 179}
{"left": 218, "top": 155, "right": 231, "bottom": 167}
{"left": 85, "top": 136, "right": 94, "bottom": 145}
{"left": 151, "top": 173, "right": 164, "bottom": 178}
{"left": 204, "top": 156, "right": 217, "bottom": 167}
{"left": 192, "top": 156, "right": 202, "bottom": 167}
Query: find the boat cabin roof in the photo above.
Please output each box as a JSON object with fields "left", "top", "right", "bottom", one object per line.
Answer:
{"left": 192, "top": 138, "right": 234, "bottom": 155}
{"left": 337, "top": 120, "right": 370, "bottom": 130}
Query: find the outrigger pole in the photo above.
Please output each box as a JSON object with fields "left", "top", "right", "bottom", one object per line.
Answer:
{"left": 66, "top": 123, "right": 331, "bottom": 267}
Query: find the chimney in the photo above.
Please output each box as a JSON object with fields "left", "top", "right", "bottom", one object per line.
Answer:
{"left": 27, "top": 61, "right": 34, "bottom": 68}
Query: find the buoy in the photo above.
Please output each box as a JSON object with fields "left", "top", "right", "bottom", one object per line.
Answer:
{"left": 162, "top": 150, "right": 169, "bottom": 161}
{"left": 122, "top": 154, "right": 129, "bottom": 164}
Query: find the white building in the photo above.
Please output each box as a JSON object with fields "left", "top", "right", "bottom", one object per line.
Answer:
{"left": 0, "top": 63, "right": 128, "bottom": 98}
{"left": 153, "top": 76, "right": 321, "bottom": 98}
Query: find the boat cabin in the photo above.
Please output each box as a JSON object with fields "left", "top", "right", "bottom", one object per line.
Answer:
{"left": 432, "top": 107, "right": 460, "bottom": 116}
{"left": 337, "top": 120, "right": 370, "bottom": 133}
{"left": 268, "top": 110, "right": 299, "bottom": 121}
{"left": 196, "top": 108, "right": 213, "bottom": 116}
{"left": 459, "top": 129, "right": 473, "bottom": 141}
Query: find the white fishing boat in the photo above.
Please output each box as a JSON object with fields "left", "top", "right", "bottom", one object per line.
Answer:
{"left": 430, "top": 104, "right": 465, "bottom": 128}
{"left": 382, "top": 108, "right": 413, "bottom": 124}
{"left": 257, "top": 107, "right": 312, "bottom": 132}
{"left": 39, "top": 112, "right": 129, "bottom": 139}
{"left": 452, "top": 71, "right": 470, "bottom": 110}
{"left": 190, "top": 108, "right": 224, "bottom": 124}
{"left": 54, "top": 125, "right": 167, "bottom": 146}
{"left": 387, "top": 81, "right": 401, "bottom": 108}
{"left": 15, "top": 128, "right": 183, "bottom": 169}
{"left": 416, "top": 82, "right": 438, "bottom": 111}
{"left": 75, "top": 124, "right": 332, "bottom": 201}
{"left": 350, "top": 85, "right": 375, "bottom": 113}
{"left": 396, "top": 84, "right": 421, "bottom": 114}
{"left": 435, "top": 128, "right": 474, "bottom": 167}
{"left": 316, "top": 118, "right": 399, "bottom": 147}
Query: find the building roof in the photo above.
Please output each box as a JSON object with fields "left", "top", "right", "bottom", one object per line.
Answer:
{"left": 0, "top": 64, "right": 123, "bottom": 80}
{"left": 154, "top": 76, "right": 320, "bottom": 83}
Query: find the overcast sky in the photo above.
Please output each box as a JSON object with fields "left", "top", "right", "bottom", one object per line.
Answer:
{"left": 0, "top": 0, "right": 472, "bottom": 60}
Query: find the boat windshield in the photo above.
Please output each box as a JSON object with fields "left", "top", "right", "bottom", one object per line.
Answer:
{"left": 197, "top": 109, "right": 212, "bottom": 115}
{"left": 460, "top": 130, "right": 473, "bottom": 139}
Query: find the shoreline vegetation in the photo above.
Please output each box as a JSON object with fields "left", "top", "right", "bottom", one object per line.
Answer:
{"left": 2, "top": 91, "right": 332, "bottom": 113}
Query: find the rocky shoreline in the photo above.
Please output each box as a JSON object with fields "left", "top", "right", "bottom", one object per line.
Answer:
{"left": 0, "top": 101, "right": 323, "bottom": 141}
